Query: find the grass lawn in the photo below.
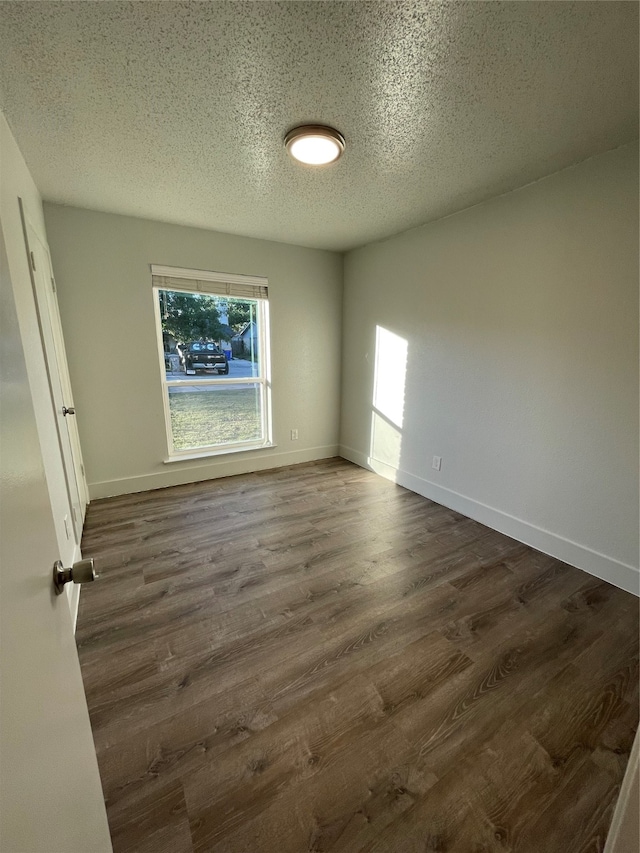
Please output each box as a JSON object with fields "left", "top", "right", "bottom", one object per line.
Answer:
{"left": 168, "top": 386, "right": 261, "bottom": 450}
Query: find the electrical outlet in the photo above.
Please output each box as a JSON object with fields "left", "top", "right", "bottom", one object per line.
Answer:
{"left": 432, "top": 455, "right": 442, "bottom": 471}
{"left": 291, "top": 429, "right": 299, "bottom": 441}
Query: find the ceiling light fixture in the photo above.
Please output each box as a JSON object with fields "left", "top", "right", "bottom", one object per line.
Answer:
{"left": 285, "top": 125, "right": 345, "bottom": 166}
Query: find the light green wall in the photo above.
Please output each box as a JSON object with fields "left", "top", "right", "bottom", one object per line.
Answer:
{"left": 340, "top": 142, "right": 639, "bottom": 591}
{"left": 44, "top": 205, "right": 343, "bottom": 497}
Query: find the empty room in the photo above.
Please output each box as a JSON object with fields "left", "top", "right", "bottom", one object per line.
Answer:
{"left": 0, "top": 2, "right": 638, "bottom": 852}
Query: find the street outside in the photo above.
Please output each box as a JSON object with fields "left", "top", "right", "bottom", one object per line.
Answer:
{"left": 166, "top": 357, "right": 258, "bottom": 392}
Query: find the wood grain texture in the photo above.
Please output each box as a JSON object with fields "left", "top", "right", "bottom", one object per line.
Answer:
{"left": 76, "top": 458, "right": 639, "bottom": 853}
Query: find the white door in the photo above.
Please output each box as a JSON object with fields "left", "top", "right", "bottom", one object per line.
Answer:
{"left": 21, "top": 206, "right": 87, "bottom": 542}
{"left": 45, "top": 246, "right": 90, "bottom": 516}
{"left": 0, "top": 230, "right": 112, "bottom": 850}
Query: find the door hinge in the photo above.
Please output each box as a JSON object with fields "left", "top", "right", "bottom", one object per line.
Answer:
{"left": 30, "top": 251, "right": 36, "bottom": 271}
{"left": 51, "top": 276, "right": 56, "bottom": 293}
{"left": 80, "top": 464, "right": 85, "bottom": 477}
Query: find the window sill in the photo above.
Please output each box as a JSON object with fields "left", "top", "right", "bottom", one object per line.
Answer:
{"left": 164, "top": 442, "right": 277, "bottom": 464}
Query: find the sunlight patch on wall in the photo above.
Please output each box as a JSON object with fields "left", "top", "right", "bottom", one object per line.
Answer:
{"left": 370, "top": 326, "right": 408, "bottom": 469}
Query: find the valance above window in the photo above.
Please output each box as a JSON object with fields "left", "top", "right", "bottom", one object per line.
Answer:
{"left": 151, "top": 265, "right": 268, "bottom": 301}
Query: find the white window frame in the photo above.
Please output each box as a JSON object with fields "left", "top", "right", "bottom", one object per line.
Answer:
{"left": 151, "top": 264, "right": 273, "bottom": 461}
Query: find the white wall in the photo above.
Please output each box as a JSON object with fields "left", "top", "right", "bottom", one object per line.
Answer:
{"left": 340, "top": 142, "right": 639, "bottom": 594}
{"left": 44, "top": 205, "right": 343, "bottom": 498}
{"left": 0, "top": 114, "right": 80, "bottom": 585}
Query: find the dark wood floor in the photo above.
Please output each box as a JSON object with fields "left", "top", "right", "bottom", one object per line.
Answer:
{"left": 76, "top": 458, "right": 639, "bottom": 853}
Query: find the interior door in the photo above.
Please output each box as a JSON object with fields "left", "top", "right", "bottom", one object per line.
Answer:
{"left": 44, "top": 243, "right": 90, "bottom": 515}
{"left": 0, "top": 229, "right": 112, "bottom": 851}
{"left": 21, "top": 205, "right": 86, "bottom": 542}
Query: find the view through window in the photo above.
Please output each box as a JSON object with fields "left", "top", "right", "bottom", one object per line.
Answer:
{"left": 152, "top": 267, "right": 271, "bottom": 457}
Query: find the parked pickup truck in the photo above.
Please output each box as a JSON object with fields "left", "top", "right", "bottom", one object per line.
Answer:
{"left": 177, "top": 341, "right": 229, "bottom": 375}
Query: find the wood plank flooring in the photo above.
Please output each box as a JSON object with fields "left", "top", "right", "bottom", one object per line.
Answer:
{"left": 76, "top": 458, "right": 639, "bottom": 853}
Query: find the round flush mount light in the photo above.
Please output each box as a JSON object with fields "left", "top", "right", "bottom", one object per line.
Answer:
{"left": 285, "top": 125, "right": 345, "bottom": 166}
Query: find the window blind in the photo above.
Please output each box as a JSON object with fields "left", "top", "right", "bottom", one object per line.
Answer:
{"left": 151, "top": 266, "right": 268, "bottom": 300}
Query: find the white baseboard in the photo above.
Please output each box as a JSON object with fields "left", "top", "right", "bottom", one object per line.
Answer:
{"left": 68, "top": 584, "right": 81, "bottom": 633}
{"left": 89, "top": 445, "right": 340, "bottom": 500}
{"left": 340, "top": 445, "right": 640, "bottom": 597}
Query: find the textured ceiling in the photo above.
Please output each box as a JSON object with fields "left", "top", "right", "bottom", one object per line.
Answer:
{"left": 0, "top": 1, "right": 638, "bottom": 252}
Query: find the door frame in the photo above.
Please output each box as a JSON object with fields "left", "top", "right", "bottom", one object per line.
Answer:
{"left": 19, "top": 200, "right": 89, "bottom": 627}
{"left": 19, "top": 200, "right": 89, "bottom": 524}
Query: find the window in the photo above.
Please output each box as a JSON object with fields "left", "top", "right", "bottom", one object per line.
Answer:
{"left": 151, "top": 265, "right": 272, "bottom": 459}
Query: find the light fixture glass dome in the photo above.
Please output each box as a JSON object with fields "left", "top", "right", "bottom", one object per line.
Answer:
{"left": 285, "top": 125, "right": 345, "bottom": 165}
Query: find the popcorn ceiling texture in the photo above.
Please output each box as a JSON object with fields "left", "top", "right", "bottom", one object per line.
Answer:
{"left": 0, "top": 1, "right": 637, "bottom": 251}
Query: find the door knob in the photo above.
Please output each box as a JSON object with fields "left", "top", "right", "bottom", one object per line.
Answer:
{"left": 53, "top": 558, "right": 98, "bottom": 595}
{"left": 62, "top": 406, "right": 75, "bottom": 416}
